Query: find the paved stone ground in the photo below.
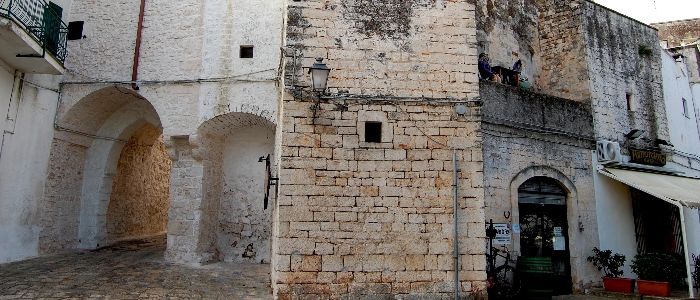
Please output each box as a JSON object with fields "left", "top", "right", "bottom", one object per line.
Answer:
{"left": 553, "top": 295, "right": 617, "bottom": 300}
{"left": 0, "top": 235, "right": 272, "bottom": 299}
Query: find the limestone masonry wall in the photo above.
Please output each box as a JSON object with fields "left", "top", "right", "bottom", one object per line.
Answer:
{"left": 535, "top": 0, "right": 591, "bottom": 101}
{"left": 107, "top": 124, "right": 170, "bottom": 243}
{"left": 218, "top": 126, "right": 276, "bottom": 264}
{"left": 582, "top": 2, "right": 668, "bottom": 144}
{"left": 40, "top": 139, "right": 87, "bottom": 254}
{"left": 472, "top": 0, "right": 542, "bottom": 90}
{"left": 275, "top": 98, "right": 484, "bottom": 298}
{"left": 278, "top": 0, "right": 484, "bottom": 297}
{"left": 652, "top": 18, "right": 700, "bottom": 48}
{"left": 285, "top": 0, "right": 479, "bottom": 100}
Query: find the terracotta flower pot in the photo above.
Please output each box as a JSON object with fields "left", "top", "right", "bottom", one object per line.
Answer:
{"left": 636, "top": 279, "right": 671, "bottom": 297}
{"left": 602, "top": 277, "right": 635, "bottom": 293}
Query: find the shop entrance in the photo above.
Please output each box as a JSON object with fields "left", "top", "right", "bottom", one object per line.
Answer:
{"left": 518, "top": 177, "right": 572, "bottom": 295}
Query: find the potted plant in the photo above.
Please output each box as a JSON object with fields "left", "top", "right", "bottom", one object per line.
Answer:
{"left": 587, "top": 247, "right": 635, "bottom": 293}
{"left": 631, "top": 252, "right": 687, "bottom": 297}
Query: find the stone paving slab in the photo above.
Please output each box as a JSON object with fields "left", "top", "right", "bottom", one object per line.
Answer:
{"left": 0, "top": 235, "right": 272, "bottom": 299}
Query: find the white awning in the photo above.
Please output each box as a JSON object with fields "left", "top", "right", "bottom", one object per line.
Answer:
{"left": 598, "top": 167, "right": 700, "bottom": 209}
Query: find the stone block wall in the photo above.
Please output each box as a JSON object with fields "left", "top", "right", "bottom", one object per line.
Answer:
{"left": 218, "top": 125, "right": 276, "bottom": 264}
{"left": 106, "top": 124, "right": 170, "bottom": 243}
{"left": 39, "top": 139, "right": 87, "bottom": 253}
{"left": 581, "top": 1, "right": 668, "bottom": 144}
{"left": 535, "top": 0, "right": 591, "bottom": 101}
{"left": 275, "top": 98, "right": 484, "bottom": 298}
{"left": 652, "top": 18, "right": 700, "bottom": 48}
{"left": 278, "top": 0, "right": 484, "bottom": 297}
{"left": 165, "top": 136, "right": 216, "bottom": 262}
{"left": 285, "top": 0, "right": 479, "bottom": 100}
{"left": 51, "top": 0, "right": 283, "bottom": 263}
{"left": 64, "top": 0, "right": 143, "bottom": 81}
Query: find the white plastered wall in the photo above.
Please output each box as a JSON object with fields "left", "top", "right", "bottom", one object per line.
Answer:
{"left": 661, "top": 51, "right": 700, "bottom": 164}
{"left": 593, "top": 153, "right": 638, "bottom": 278}
{"left": 218, "top": 125, "right": 275, "bottom": 263}
{"left": 0, "top": 72, "right": 61, "bottom": 262}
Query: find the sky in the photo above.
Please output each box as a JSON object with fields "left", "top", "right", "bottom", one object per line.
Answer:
{"left": 593, "top": 0, "right": 700, "bottom": 24}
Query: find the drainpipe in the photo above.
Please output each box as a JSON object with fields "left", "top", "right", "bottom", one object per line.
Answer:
{"left": 675, "top": 203, "right": 695, "bottom": 298}
{"left": 0, "top": 71, "right": 23, "bottom": 162}
{"left": 453, "top": 150, "right": 460, "bottom": 300}
{"left": 131, "top": 0, "right": 147, "bottom": 90}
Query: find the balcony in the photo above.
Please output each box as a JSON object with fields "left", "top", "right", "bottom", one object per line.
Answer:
{"left": 0, "top": 0, "right": 67, "bottom": 74}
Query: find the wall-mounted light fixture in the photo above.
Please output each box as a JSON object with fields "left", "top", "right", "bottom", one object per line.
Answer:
{"left": 309, "top": 57, "right": 331, "bottom": 93}
{"left": 307, "top": 58, "right": 331, "bottom": 124}
{"left": 624, "top": 129, "right": 644, "bottom": 140}
{"left": 654, "top": 139, "right": 674, "bottom": 147}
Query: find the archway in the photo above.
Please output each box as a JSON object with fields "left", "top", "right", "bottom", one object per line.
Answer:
{"left": 39, "top": 86, "right": 167, "bottom": 252}
{"left": 198, "top": 112, "right": 276, "bottom": 263}
{"left": 509, "top": 166, "right": 582, "bottom": 294}
{"left": 517, "top": 176, "right": 572, "bottom": 295}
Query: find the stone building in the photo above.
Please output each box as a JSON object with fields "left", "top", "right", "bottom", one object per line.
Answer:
{"left": 654, "top": 18, "right": 700, "bottom": 48}
{"left": 2, "top": 0, "right": 485, "bottom": 298}
{"left": 656, "top": 20, "right": 700, "bottom": 297}
{"left": 474, "top": 0, "right": 695, "bottom": 297}
{"left": 2, "top": 0, "right": 698, "bottom": 298}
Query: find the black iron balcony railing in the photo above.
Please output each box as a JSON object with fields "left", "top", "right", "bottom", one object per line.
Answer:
{"left": 1, "top": 0, "right": 68, "bottom": 64}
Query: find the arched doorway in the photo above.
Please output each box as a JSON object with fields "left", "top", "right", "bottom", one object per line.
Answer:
{"left": 518, "top": 176, "right": 572, "bottom": 295}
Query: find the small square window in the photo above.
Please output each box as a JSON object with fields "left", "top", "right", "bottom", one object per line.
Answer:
{"left": 240, "top": 46, "right": 254, "bottom": 58}
{"left": 365, "top": 122, "right": 382, "bottom": 143}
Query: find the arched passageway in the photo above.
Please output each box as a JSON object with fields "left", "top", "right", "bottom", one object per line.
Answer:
{"left": 40, "top": 86, "right": 168, "bottom": 253}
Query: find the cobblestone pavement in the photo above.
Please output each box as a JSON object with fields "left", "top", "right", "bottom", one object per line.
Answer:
{"left": 0, "top": 235, "right": 272, "bottom": 299}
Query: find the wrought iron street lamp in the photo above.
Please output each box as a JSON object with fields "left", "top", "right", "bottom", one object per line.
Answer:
{"left": 309, "top": 57, "right": 331, "bottom": 92}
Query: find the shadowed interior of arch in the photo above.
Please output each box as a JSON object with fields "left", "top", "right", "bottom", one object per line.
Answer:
{"left": 106, "top": 123, "right": 171, "bottom": 244}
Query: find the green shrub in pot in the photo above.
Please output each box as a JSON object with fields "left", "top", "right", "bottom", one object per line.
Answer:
{"left": 630, "top": 252, "right": 686, "bottom": 285}
{"left": 587, "top": 247, "right": 625, "bottom": 278}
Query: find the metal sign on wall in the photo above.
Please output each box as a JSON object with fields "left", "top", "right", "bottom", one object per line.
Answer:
{"left": 629, "top": 149, "right": 666, "bottom": 167}
{"left": 485, "top": 223, "right": 511, "bottom": 244}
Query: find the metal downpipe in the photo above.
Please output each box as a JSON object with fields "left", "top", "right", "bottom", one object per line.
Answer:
{"left": 676, "top": 203, "right": 695, "bottom": 298}
{"left": 131, "top": 0, "right": 147, "bottom": 90}
{"left": 453, "top": 150, "right": 459, "bottom": 300}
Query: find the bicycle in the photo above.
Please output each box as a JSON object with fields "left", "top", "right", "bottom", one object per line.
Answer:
{"left": 485, "top": 220, "right": 520, "bottom": 299}
{"left": 487, "top": 245, "right": 521, "bottom": 299}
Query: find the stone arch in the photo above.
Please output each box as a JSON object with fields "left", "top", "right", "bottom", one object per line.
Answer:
{"left": 163, "top": 111, "right": 276, "bottom": 263}
{"left": 40, "top": 86, "right": 165, "bottom": 252}
{"left": 508, "top": 165, "right": 583, "bottom": 293}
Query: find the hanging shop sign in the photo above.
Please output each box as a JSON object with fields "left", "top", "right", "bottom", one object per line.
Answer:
{"left": 485, "top": 223, "right": 511, "bottom": 244}
{"left": 629, "top": 149, "right": 666, "bottom": 167}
